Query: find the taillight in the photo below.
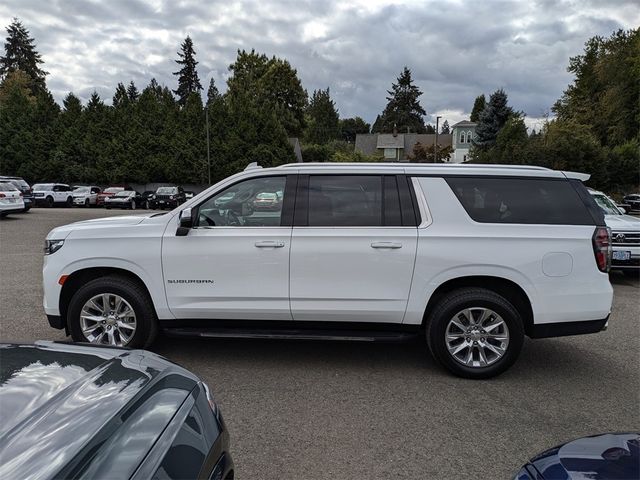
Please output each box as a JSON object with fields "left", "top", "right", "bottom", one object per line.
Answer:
{"left": 592, "top": 226, "right": 612, "bottom": 272}
{"left": 0, "top": 193, "right": 5, "bottom": 198}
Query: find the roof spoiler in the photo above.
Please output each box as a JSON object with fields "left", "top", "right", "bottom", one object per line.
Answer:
{"left": 562, "top": 171, "right": 590, "bottom": 182}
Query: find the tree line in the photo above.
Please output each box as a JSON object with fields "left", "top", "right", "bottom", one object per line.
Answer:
{"left": 0, "top": 19, "right": 637, "bottom": 193}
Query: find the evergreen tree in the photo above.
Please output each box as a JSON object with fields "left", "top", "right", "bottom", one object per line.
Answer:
{"left": 227, "top": 49, "right": 307, "bottom": 137}
{"left": 424, "top": 124, "right": 436, "bottom": 134}
{"left": 339, "top": 117, "right": 370, "bottom": 142}
{"left": 206, "top": 78, "right": 219, "bottom": 106}
{"left": 440, "top": 120, "right": 450, "bottom": 134}
{"left": 470, "top": 94, "right": 486, "bottom": 122}
{"left": 371, "top": 114, "right": 383, "bottom": 134}
{"left": 474, "top": 89, "right": 513, "bottom": 147}
{"left": 375, "top": 67, "right": 426, "bottom": 133}
{"left": 173, "top": 36, "right": 202, "bottom": 107}
{"left": 112, "top": 82, "right": 129, "bottom": 108}
{"left": 305, "top": 88, "right": 340, "bottom": 144}
{"left": 0, "top": 19, "right": 47, "bottom": 94}
{"left": 126, "top": 81, "right": 139, "bottom": 102}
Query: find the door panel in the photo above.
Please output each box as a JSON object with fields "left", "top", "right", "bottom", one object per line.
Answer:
{"left": 290, "top": 228, "right": 417, "bottom": 323}
{"left": 162, "top": 227, "right": 292, "bottom": 319}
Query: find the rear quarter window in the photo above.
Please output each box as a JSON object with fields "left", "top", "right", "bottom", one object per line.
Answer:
{"left": 445, "top": 177, "right": 594, "bottom": 225}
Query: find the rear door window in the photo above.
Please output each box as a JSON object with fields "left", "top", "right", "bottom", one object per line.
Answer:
{"left": 304, "top": 175, "right": 402, "bottom": 227}
{"left": 445, "top": 177, "right": 594, "bottom": 225}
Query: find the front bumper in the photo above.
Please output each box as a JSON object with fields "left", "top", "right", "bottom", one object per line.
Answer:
{"left": 610, "top": 245, "right": 640, "bottom": 270}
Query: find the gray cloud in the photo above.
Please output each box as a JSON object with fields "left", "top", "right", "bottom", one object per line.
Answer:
{"left": 1, "top": 0, "right": 637, "bottom": 127}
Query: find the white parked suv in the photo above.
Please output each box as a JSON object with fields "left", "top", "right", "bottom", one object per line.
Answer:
{"left": 72, "top": 185, "right": 102, "bottom": 207}
{"left": 33, "top": 183, "right": 74, "bottom": 207}
{"left": 0, "top": 182, "right": 25, "bottom": 217}
{"left": 43, "top": 163, "right": 614, "bottom": 378}
{"left": 589, "top": 188, "right": 640, "bottom": 277}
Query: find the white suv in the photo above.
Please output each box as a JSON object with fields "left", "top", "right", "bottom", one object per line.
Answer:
{"left": 43, "top": 163, "right": 614, "bottom": 378}
{"left": 72, "top": 186, "right": 102, "bottom": 207}
{"left": 33, "top": 183, "right": 74, "bottom": 207}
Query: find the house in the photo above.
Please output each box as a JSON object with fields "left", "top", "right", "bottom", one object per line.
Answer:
{"left": 355, "top": 133, "right": 453, "bottom": 162}
{"left": 354, "top": 120, "right": 478, "bottom": 163}
{"left": 450, "top": 120, "right": 477, "bottom": 163}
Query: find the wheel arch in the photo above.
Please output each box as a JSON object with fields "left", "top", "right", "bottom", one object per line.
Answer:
{"left": 422, "top": 276, "right": 534, "bottom": 336}
{"left": 59, "top": 267, "right": 159, "bottom": 327}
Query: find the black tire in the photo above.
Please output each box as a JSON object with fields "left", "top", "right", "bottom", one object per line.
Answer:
{"left": 85, "top": 199, "right": 90, "bottom": 207}
{"left": 67, "top": 275, "right": 158, "bottom": 349}
{"left": 66, "top": 196, "right": 73, "bottom": 207}
{"left": 46, "top": 196, "right": 54, "bottom": 207}
{"left": 425, "top": 287, "right": 524, "bottom": 379}
{"left": 130, "top": 200, "right": 136, "bottom": 210}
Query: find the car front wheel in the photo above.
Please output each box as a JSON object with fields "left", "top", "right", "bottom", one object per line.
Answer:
{"left": 67, "top": 275, "right": 157, "bottom": 348}
{"left": 426, "top": 287, "right": 524, "bottom": 379}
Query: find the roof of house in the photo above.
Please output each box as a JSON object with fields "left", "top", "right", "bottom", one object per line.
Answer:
{"left": 355, "top": 133, "right": 453, "bottom": 156}
{"left": 451, "top": 120, "right": 477, "bottom": 128}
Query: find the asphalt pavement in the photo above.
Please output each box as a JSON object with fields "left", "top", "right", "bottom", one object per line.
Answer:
{"left": 1, "top": 207, "right": 639, "bottom": 479}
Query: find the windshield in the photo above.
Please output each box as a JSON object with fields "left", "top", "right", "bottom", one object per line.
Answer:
{"left": 73, "top": 187, "right": 90, "bottom": 193}
{"left": 104, "top": 187, "right": 123, "bottom": 194}
{"left": 114, "top": 191, "right": 133, "bottom": 197}
{"left": 156, "top": 187, "right": 177, "bottom": 194}
{"left": 33, "top": 184, "right": 53, "bottom": 190}
{"left": 592, "top": 193, "right": 622, "bottom": 215}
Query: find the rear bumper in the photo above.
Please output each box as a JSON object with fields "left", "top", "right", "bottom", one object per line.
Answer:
{"left": 529, "top": 316, "right": 609, "bottom": 339}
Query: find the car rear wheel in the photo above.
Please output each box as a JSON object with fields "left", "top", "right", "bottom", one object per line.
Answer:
{"left": 426, "top": 287, "right": 524, "bottom": 379}
{"left": 66, "top": 196, "right": 73, "bottom": 207}
{"left": 68, "top": 275, "right": 157, "bottom": 348}
{"left": 84, "top": 199, "right": 90, "bottom": 207}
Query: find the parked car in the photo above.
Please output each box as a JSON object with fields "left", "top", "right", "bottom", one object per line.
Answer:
{"left": 0, "top": 175, "right": 33, "bottom": 211}
{"left": 252, "top": 191, "right": 282, "bottom": 211}
{"left": 0, "top": 182, "right": 25, "bottom": 217}
{"left": 514, "top": 432, "right": 639, "bottom": 480}
{"left": 32, "top": 183, "right": 74, "bottom": 207}
{"left": 149, "top": 186, "right": 186, "bottom": 210}
{"left": 72, "top": 185, "right": 101, "bottom": 207}
{"left": 104, "top": 190, "right": 143, "bottom": 210}
{"left": 141, "top": 190, "right": 156, "bottom": 209}
{"left": 623, "top": 193, "right": 640, "bottom": 212}
{"left": 43, "top": 163, "right": 613, "bottom": 379}
{"left": 96, "top": 186, "right": 131, "bottom": 206}
{"left": 589, "top": 189, "right": 639, "bottom": 277}
{"left": 0, "top": 341, "right": 234, "bottom": 480}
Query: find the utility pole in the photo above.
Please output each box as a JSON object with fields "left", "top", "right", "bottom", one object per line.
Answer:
{"left": 205, "top": 105, "right": 211, "bottom": 185}
{"left": 435, "top": 116, "right": 441, "bottom": 163}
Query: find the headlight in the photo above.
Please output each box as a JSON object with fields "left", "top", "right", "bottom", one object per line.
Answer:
{"left": 152, "top": 194, "right": 156, "bottom": 199}
{"left": 44, "top": 239, "right": 65, "bottom": 255}
{"left": 169, "top": 195, "right": 175, "bottom": 200}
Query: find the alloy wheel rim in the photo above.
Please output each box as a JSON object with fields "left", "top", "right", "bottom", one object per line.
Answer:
{"left": 445, "top": 307, "right": 509, "bottom": 368}
{"left": 79, "top": 293, "right": 137, "bottom": 346}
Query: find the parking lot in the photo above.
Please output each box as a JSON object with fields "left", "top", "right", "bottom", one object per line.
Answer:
{"left": 1, "top": 207, "right": 639, "bottom": 479}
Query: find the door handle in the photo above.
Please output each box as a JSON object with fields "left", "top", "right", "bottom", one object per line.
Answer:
{"left": 370, "top": 242, "right": 402, "bottom": 249}
{"left": 255, "top": 241, "right": 285, "bottom": 248}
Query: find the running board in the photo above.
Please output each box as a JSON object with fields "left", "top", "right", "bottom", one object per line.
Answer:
{"left": 163, "top": 327, "right": 419, "bottom": 343}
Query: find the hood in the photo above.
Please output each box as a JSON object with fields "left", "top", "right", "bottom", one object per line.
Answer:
{"left": 46, "top": 214, "right": 154, "bottom": 240}
{"left": 604, "top": 214, "right": 640, "bottom": 231}
{"left": 0, "top": 342, "right": 197, "bottom": 480}
{"left": 528, "top": 433, "right": 639, "bottom": 479}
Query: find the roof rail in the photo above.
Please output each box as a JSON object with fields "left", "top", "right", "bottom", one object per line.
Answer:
{"left": 276, "top": 162, "right": 551, "bottom": 171}
{"left": 244, "top": 162, "right": 262, "bottom": 171}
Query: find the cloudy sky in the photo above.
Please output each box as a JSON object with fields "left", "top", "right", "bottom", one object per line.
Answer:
{"left": 2, "top": 0, "right": 638, "bottom": 130}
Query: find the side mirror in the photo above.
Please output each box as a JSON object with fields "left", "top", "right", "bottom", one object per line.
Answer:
{"left": 176, "top": 208, "right": 193, "bottom": 236}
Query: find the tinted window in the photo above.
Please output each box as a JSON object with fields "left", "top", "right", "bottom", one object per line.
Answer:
{"left": 197, "top": 176, "right": 286, "bottom": 227}
{"left": 306, "top": 175, "right": 401, "bottom": 227}
{"left": 445, "top": 177, "right": 594, "bottom": 225}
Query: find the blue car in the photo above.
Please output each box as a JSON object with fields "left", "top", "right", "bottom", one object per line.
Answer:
{"left": 515, "top": 433, "right": 639, "bottom": 479}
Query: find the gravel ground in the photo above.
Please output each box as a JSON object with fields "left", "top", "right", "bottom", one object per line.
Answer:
{"left": 1, "top": 207, "right": 639, "bottom": 479}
